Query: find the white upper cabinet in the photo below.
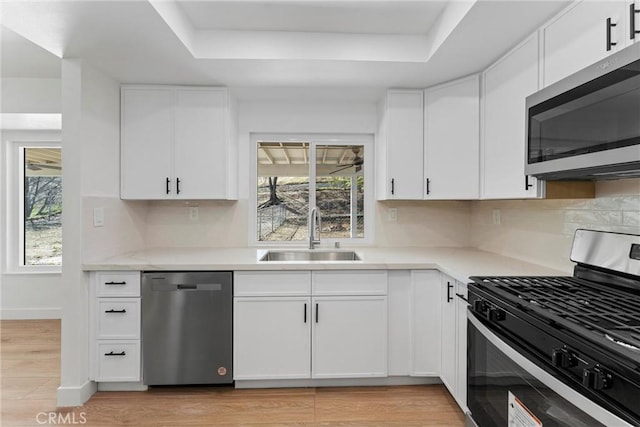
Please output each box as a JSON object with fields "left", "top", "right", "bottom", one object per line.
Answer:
{"left": 424, "top": 75, "right": 480, "bottom": 200}
{"left": 376, "top": 90, "right": 424, "bottom": 200}
{"left": 482, "top": 33, "right": 542, "bottom": 199}
{"left": 121, "top": 86, "right": 238, "bottom": 200}
{"left": 542, "top": 1, "right": 630, "bottom": 87}
{"left": 120, "top": 87, "right": 174, "bottom": 199}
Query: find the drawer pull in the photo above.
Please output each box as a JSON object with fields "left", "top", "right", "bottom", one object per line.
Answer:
{"left": 105, "top": 281, "right": 127, "bottom": 286}
{"left": 104, "top": 309, "right": 127, "bottom": 314}
{"left": 104, "top": 351, "right": 126, "bottom": 356}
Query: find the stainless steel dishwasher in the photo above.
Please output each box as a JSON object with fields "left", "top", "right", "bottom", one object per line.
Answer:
{"left": 141, "top": 271, "right": 233, "bottom": 385}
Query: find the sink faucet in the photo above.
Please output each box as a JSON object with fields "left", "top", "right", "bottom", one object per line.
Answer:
{"left": 309, "top": 207, "right": 321, "bottom": 249}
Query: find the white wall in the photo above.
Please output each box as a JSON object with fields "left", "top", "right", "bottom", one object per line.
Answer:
{"left": 471, "top": 179, "right": 640, "bottom": 272}
{"left": 1, "top": 78, "right": 61, "bottom": 113}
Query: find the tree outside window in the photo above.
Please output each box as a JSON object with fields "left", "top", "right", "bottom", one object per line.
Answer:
{"left": 22, "top": 147, "right": 62, "bottom": 266}
{"left": 256, "top": 139, "right": 367, "bottom": 243}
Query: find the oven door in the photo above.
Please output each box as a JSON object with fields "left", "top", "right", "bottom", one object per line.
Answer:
{"left": 467, "top": 313, "right": 632, "bottom": 427}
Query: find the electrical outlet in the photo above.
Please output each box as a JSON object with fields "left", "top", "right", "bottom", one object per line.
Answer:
{"left": 189, "top": 206, "right": 199, "bottom": 221}
{"left": 93, "top": 207, "right": 104, "bottom": 227}
{"left": 388, "top": 208, "right": 398, "bottom": 222}
{"left": 492, "top": 209, "right": 501, "bottom": 225}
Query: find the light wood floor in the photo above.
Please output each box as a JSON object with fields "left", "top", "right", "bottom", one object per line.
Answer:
{"left": 1, "top": 319, "right": 465, "bottom": 426}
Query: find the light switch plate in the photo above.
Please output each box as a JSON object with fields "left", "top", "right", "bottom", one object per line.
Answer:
{"left": 492, "top": 209, "right": 501, "bottom": 225}
{"left": 388, "top": 208, "right": 398, "bottom": 222}
{"left": 93, "top": 207, "right": 105, "bottom": 227}
{"left": 189, "top": 206, "right": 199, "bottom": 221}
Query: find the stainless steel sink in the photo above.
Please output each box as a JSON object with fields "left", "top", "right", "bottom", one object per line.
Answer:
{"left": 259, "top": 250, "right": 361, "bottom": 262}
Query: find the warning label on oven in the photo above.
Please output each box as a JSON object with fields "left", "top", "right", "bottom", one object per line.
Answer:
{"left": 508, "top": 391, "right": 543, "bottom": 427}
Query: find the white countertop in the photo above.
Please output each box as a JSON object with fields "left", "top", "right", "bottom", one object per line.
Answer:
{"left": 83, "top": 247, "right": 569, "bottom": 284}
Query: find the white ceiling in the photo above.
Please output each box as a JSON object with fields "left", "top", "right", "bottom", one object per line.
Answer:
{"left": 0, "top": 0, "right": 572, "bottom": 97}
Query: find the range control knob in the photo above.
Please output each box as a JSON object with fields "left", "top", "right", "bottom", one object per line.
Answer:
{"left": 552, "top": 348, "right": 578, "bottom": 368}
{"left": 582, "top": 367, "right": 613, "bottom": 390}
{"left": 473, "top": 299, "right": 487, "bottom": 314}
{"left": 486, "top": 307, "right": 506, "bottom": 322}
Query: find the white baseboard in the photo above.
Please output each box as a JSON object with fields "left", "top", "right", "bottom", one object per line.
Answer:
{"left": 235, "top": 376, "right": 442, "bottom": 389}
{"left": 57, "top": 381, "right": 97, "bottom": 407}
{"left": 0, "top": 307, "right": 62, "bottom": 320}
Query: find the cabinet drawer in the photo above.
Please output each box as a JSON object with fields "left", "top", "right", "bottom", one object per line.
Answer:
{"left": 96, "top": 272, "right": 140, "bottom": 297}
{"left": 96, "top": 299, "right": 140, "bottom": 339}
{"left": 312, "top": 270, "right": 387, "bottom": 295}
{"left": 234, "top": 271, "right": 311, "bottom": 296}
{"left": 95, "top": 341, "right": 140, "bottom": 382}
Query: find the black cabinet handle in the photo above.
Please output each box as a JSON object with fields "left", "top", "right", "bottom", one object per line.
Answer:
{"left": 304, "top": 303, "right": 307, "bottom": 323}
{"left": 315, "top": 303, "right": 319, "bottom": 323}
{"left": 166, "top": 177, "right": 171, "bottom": 194}
{"left": 176, "top": 178, "right": 181, "bottom": 195}
{"left": 525, "top": 175, "right": 533, "bottom": 191}
{"left": 446, "top": 282, "right": 453, "bottom": 302}
{"left": 632, "top": 3, "right": 640, "bottom": 40}
{"left": 607, "top": 17, "right": 617, "bottom": 51}
{"left": 426, "top": 178, "right": 431, "bottom": 195}
{"left": 104, "top": 351, "right": 126, "bottom": 357}
{"left": 104, "top": 309, "right": 126, "bottom": 313}
{"left": 104, "top": 281, "right": 126, "bottom": 286}
{"left": 391, "top": 178, "right": 395, "bottom": 195}
{"left": 455, "top": 293, "right": 468, "bottom": 303}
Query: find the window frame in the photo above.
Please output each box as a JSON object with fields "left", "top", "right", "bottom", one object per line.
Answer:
{"left": 4, "top": 139, "right": 62, "bottom": 273}
{"left": 249, "top": 133, "right": 375, "bottom": 247}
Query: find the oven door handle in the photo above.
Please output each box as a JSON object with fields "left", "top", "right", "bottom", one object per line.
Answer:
{"left": 467, "top": 312, "right": 633, "bottom": 427}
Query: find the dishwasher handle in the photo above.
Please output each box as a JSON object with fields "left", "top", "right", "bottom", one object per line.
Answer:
{"left": 149, "top": 282, "right": 224, "bottom": 292}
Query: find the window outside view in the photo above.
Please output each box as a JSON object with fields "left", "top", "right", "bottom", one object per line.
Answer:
{"left": 23, "top": 147, "right": 62, "bottom": 266}
{"left": 257, "top": 141, "right": 364, "bottom": 242}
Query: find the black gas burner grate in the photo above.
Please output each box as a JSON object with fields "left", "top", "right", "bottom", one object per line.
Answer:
{"left": 472, "top": 276, "right": 640, "bottom": 352}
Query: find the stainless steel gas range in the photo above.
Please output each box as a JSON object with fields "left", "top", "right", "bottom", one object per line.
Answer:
{"left": 467, "top": 229, "right": 640, "bottom": 427}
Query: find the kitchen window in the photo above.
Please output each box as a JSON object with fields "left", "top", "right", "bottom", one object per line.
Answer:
{"left": 251, "top": 134, "right": 373, "bottom": 245}
{"left": 4, "top": 141, "right": 62, "bottom": 271}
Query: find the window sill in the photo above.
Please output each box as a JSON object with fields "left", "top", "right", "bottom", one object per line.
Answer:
{"left": 3, "top": 267, "right": 62, "bottom": 276}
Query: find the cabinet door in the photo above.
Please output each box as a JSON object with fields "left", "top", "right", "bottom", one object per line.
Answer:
{"left": 455, "top": 281, "right": 468, "bottom": 413}
{"left": 121, "top": 88, "right": 173, "bottom": 199}
{"left": 312, "top": 296, "right": 387, "bottom": 378}
{"left": 234, "top": 297, "right": 311, "bottom": 380}
{"left": 381, "top": 91, "right": 424, "bottom": 200}
{"left": 543, "top": 1, "right": 628, "bottom": 87}
{"left": 483, "top": 34, "right": 541, "bottom": 199}
{"left": 174, "top": 88, "right": 229, "bottom": 199}
{"left": 424, "top": 76, "right": 480, "bottom": 199}
{"left": 411, "top": 270, "right": 441, "bottom": 376}
{"left": 632, "top": 1, "right": 640, "bottom": 44}
{"left": 440, "top": 276, "right": 457, "bottom": 396}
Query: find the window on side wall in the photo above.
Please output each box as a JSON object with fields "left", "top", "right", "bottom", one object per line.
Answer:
{"left": 252, "top": 134, "right": 373, "bottom": 245}
{"left": 6, "top": 142, "right": 62, "bottom": 270}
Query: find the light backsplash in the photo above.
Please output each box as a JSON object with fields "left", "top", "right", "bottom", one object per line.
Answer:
{"left": 83, "top": 179, "right": 638, "bottom": 272}
{"left": 471, "top": 179, "right": 640, "bottom": 273}
{"left": 375, "top": 201, "right": 471, "bottom": 248}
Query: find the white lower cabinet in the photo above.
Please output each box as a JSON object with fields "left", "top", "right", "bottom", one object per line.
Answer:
{"left": 411, "top": 270, "right": 442, "bottom": 376}
{"left": 440, "top": 274, "right": 468, "bottom": 413}
{"left": 233, "top": 270, "right": 388, "bottom": 381}
{"left": 90, "top": 271, "right": 141, "bottom": 383}
{"left": 234, "top": 297, "right": 311, "bottom": 380}
{"left": 312, "top": 296, "right": 387, "bottom": 378}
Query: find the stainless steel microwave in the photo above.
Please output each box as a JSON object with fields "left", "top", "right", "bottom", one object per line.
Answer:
{"left": 525, "top": 42, "right": 640, "bottom": 180}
